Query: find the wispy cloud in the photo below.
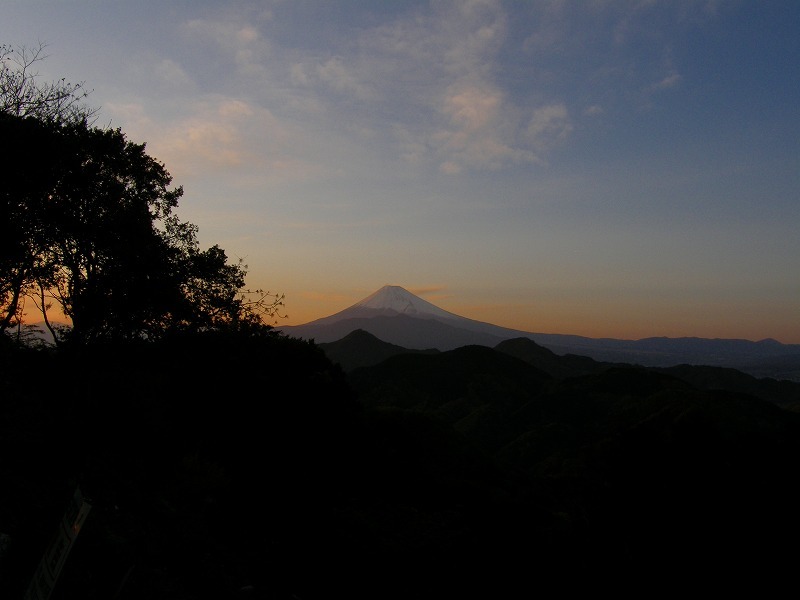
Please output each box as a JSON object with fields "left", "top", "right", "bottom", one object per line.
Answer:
{"left": 153, "top": 58, "right": 194, "bottom": 90}
{"left": 181, "top": 17, "right": 269, "bottom": 59}
{"left": 409, "top": 285, "right": 451, "bottom": 300}
{"left": 149, "top": 98, "right": 259, "bottom": 173}
{"left": 432, "top": 82, "right": 536, "bottom": 172}
{"left": 180, "top": 12, "right": 273, "bottom": 83}
{"left": 345, "top": 0, "right": 570, "bottom": 173}
{"left": 292, "top": 56, "right": 376, "bottom": 101}
{"left": 526, "top": 104, "right": 573, "bottom": 152}
{"left": 648, "top": 71, "right": 681, "bottom": 92}
{"left": 110, "top": 96, "right": 330, "bottom": 185}
{"left": 156, "top": 1, "right": 580, "bottom": 176}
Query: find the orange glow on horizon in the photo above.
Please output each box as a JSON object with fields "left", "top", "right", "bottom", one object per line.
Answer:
{"left": 278, "top": 291, "right": 800, "bottom": 345}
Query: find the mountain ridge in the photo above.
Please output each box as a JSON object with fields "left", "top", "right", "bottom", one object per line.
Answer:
{"left": 277, "top": 285, "right": 800, "bottom": 380}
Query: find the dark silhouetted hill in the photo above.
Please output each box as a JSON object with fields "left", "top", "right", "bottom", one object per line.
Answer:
{"left": 318, "top": 328, "right": 439, "bottom": 371}
{"left": 348, "top": 342, "right": 800, "bottom": 584}
{"left": 494, "top": 336, "right": 620, "bottom": 379}
{"left": 495, "top": 336, "right": 800, "bottom": 408}
{"left": 5, "top": 329, "right": 800, "bottom": 597}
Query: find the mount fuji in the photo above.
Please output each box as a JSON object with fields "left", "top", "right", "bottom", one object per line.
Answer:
{"left": 278, "top": 285, "right": 533, "bottom": 351}
{"left": 277, "top": 285, "right": 800, "bottom": 379}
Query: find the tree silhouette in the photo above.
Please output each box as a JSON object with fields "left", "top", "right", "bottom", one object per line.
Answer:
{"left": 1, "top": 46, "right": 282, "bottom": 344}
{"left": 0, "top": 114, "right": 62, "bottom": 337}
{"left": 0, "top": 42, "right": 97, "bottom": 124}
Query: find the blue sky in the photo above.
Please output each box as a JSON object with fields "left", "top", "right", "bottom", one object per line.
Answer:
{"left": 3, "top": 1, "right": 799, "bottom": 342}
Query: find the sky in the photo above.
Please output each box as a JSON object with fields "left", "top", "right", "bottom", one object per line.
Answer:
{"left": 3, "top": 1, "right": 799, "bottom": 343}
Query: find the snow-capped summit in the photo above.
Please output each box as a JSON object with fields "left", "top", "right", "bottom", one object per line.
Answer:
{"left": 300, "top": 284, "right": 470, "bottom": 327}
{"left": 352, "top": 285, "right": 460, "bottom": 320}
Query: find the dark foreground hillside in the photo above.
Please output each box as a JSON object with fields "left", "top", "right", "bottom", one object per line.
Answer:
{"left": 349, "top": 344, "right": 800, "bottom": 586}
{"left": 3, "top": 333, "right": 800, "bottom": 598}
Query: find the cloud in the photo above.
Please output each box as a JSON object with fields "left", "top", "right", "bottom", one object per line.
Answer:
{"left": 156, "top": 108, "right": 248, "bottom": 171}
{"left": 236, "top": 25, "right": 259, "bottom": 44}
{"left": 439, "top": 161, "right": 462, "bottom": 175}
{"left": 105, "top": 102, "right": 153, "bottom": 134}
{"left": 433, "top": 127, "right": 532, "bottom": 172}
{"left": 648, "top": 71, "right": 681, "bottom": 92}
{"left": 161, "top": 2, "right": 578, "bottom": 175}
{"left": 409, "top": 285, "right": 449, "bottom": 298}
{"left": 289, "top": 62, "right": 311, "bottom": 86}
{"left": 392, "top": 124, "right": 428, "bottom": 165}
{"left": 270, "top": 0, "right": 533, "bottom": 172}
{"left": 428, "top": 85, "right": 571, "bottom": 171}
{"left": 183, "top": 18, "right": 263, "bottom": 52}
{"left": 442, "top": 84, "right": 502, "bottom": 132}
{"left": 436, "top": 0, "right": 507, "bottom": 77}
{"left": 352, "top": 1, "right": 569, "bottom": 173}
{"left": 112, "top": 96, "right": 330, "bottom": 185}
{"left": 136, "top": 0, "right": 725, "bottom": 182}
{"left": 153, "top": 58, "right": 193, "bottom": 90}
{"left": 217, "top": 98, "right": 253, "bottom": 119}
{"left": 291, "top": 56, "right": 375, "bottom": 101}
{"left": 180, "top": 14, "right": 272, "bottom": 78}
{"left": 526, "top": 104, "right": 573, "bottom": 149}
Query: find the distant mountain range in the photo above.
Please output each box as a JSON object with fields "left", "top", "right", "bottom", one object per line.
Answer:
{"left": 278, "top": 285, "right": 800, "bottom": 381}
{"left": 320, "top": 329, "right": 800, "bottom": 408}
